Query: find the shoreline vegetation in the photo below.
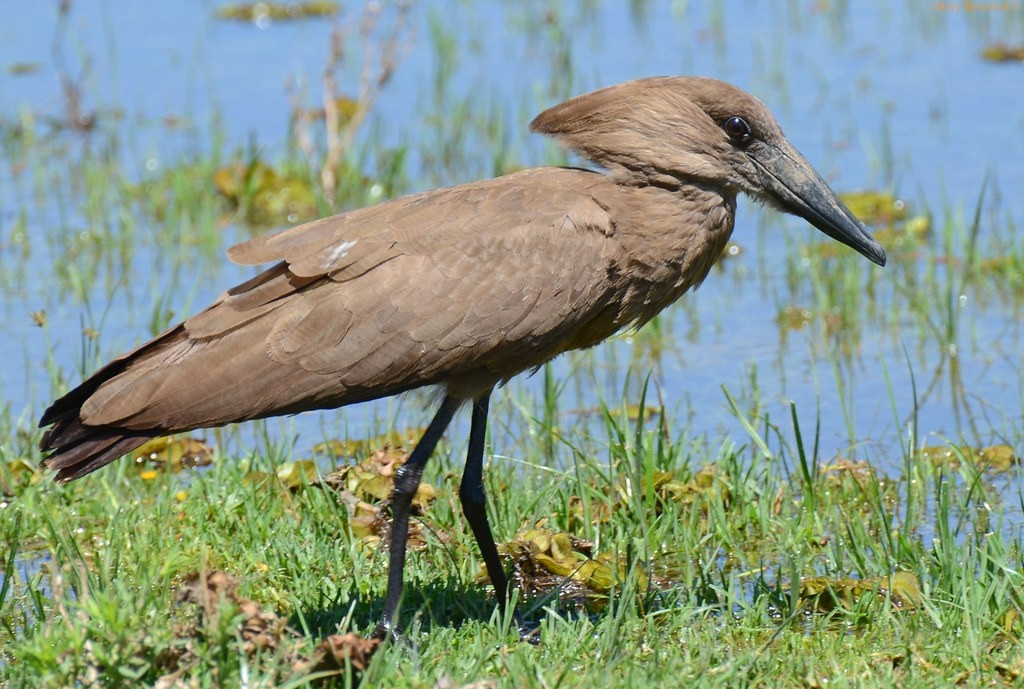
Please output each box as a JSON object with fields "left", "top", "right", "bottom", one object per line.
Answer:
{"left": 2, "top": 2, "right": 1023, "bottom": 686}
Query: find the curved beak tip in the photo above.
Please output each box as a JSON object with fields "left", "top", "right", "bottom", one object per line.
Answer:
{"left": 829, "top": 220, "right": 887, "bottom": 268}
{"left": 844, "top": 215, "right": 887, "bottom": 267}
{"left": 849, "top": 223, "right": 887, "bottom": 266}
{"left": 868, "top": 242, "right": 887, "bottom": 267}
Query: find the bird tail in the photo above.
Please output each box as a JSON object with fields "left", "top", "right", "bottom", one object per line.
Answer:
{"left": 38, "top": 346, "right": 163, "bottom": 482}
{"left": 39, "top": 411, "right": 156, "bottom": 483}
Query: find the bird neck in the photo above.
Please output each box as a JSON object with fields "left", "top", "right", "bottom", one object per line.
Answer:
{"left": 608, "top": 182, "right": 736, "bottom": 327}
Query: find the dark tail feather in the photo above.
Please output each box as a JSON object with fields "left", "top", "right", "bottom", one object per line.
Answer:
{"left": 38, "top": 328, "right": 184, "bottom": 482}
{"left": 40, "top": 416, "right": 155, "bottom": 483}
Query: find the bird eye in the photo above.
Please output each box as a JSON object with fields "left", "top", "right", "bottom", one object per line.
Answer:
{"left": 723, "top": 116, "right": 752, "bottom": 144}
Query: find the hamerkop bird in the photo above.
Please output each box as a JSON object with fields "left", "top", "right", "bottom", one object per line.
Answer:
{"left": 40, "top": 77, "right": 885, "bottom": 638}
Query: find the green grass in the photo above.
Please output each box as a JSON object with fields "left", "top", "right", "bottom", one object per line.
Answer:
{"left": 2, "top": 3, "right": 1024, "bottom": 686}
{"left": 1, "top": 389, "right": 1023, "bottom": 687}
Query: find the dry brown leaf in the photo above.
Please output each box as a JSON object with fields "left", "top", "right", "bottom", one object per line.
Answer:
{"left": 293, "top": 633, "right": 381, "bottom": 676}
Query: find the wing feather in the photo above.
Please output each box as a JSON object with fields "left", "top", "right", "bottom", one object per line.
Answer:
{"left": 62, "top": 168, "right": 627, "bottom": 432}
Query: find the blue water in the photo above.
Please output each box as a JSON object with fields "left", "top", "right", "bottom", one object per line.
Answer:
{"left": 1, "top": 1, "right": 1022, "bottom": 499}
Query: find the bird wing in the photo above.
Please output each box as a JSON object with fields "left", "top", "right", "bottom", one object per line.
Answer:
{"left": 78, "top": 168, "right": 623, "bottom": 431}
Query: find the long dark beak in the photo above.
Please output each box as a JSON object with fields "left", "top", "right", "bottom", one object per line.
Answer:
{"left": 751, "top": 142, "right": 887, "bottom": 266}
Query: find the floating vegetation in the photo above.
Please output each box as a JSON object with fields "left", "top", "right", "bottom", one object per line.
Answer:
{"left": 568, "top": 403, "right": 660, "bottom": 422}
{"left": 0, "top": 458, "right": 44, "bottom": 496}
{"left": 5, "top": 61, "right": 41, "bottom": 75}
{"left": 920, "top": 443, "right": 1019, "bottom": 473}
{"left": 569, "top": 463, "right": 731, "bottom": 529}
{"left": 819, "top": 458, "right": 882, "bottom": 490}
{"left": 979, "top": 255, "right": 1024, "bottom": 282}
{"left": 242, "top": 460, "right": 318, "bottom": 490}
{"left": 490, "top": 527, "right": 654, "bottom": 606}
{"left": 841, "top": 191, "right": 908, "bottom": 226}
{"left": 131, "top": 436, "right": 214, "bottom": 477}
{"left": 842, "top": 191, "right": 930, "bottom": 249}
{"left": 271, "top": 460, "right": 319, "bottom": 489}
{"left": 213, "top": 160, "right": 318, "bottom": 226}
{"left": 980, "top": 43, "right": 1024, "bottom": 63}
{"left": 775, "top": 305, "right": 846, "bottom": 338}
{"left": 795, "top": 571, "right": 922, "bottom": 614}
{"left": 655, "top": 463, "right": 732, "bottom": 510}
{"left": 777, "top": 305, "right": 813, "bottom": 331}
{"left": 807, "top": 191, "right": 930, "bottom": 261}
{"left": 313, "top": 427, "right": 425, "bottom": 460}
{"left": 215, "top": 1, "right": 340, "bottom": 23}
{"left": 871, "top": 216, "right": 931, "bottom": 251}
{"left": 292, "top": 95, "right": 361, "bottom": 131}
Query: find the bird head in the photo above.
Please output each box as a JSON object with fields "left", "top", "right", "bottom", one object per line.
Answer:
{"left": 531, "top": 77, "right": 886, "bottom": 266}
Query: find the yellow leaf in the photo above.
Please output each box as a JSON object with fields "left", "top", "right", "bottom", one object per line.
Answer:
{"left": 978, "top": 445, "right": 1018, "bottom": 472}
{"left": 886, "top": 571, "right": 922, "bottom": 608}
{"left": 275, "top": 460, "right": 318, "bottom": 488}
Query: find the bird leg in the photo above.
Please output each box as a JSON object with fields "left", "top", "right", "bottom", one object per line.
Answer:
{"left": 372, "top": 394, "right": 460, "bottom": 641}
{"left": 458, "top": 395, "right": 509, "bottom": 606}
{"left": 459, "top": 394, "right": 537, "bottom": 642}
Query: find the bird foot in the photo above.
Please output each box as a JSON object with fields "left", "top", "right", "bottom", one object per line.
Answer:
{"left": 513, "top": 614, "right": 541, "bottom": 645}
{"left": 369, "top": 621, "right": 395, "bottom": 642}
{"left": 370, "top": 621, "right": 418, "bottom": 653}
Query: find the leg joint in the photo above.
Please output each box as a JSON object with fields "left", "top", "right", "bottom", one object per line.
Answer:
{"left": 393, "top": 463, "right": 425, "bottom": 499}
{"left": 459, "top": 478, "right": 486, "bottom": 506}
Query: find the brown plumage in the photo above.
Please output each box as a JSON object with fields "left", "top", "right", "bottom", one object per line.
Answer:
{"left": 39, "top": 77, "right": 885, "bottom": 638}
